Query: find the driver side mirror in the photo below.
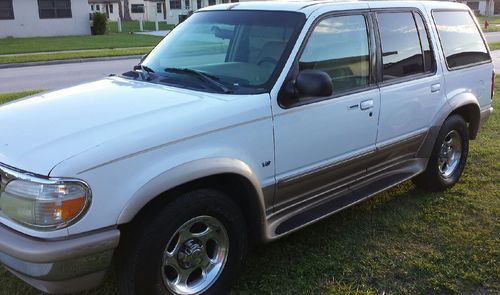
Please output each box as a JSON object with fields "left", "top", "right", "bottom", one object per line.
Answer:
{"left": 282, "top": 69, "right": 333, "bottom": 101}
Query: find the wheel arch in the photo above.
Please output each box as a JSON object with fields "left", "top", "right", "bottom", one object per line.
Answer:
{"left": 445, "top": 92, "right": 481, "bottom": 139}
{"left": 116, "top": 157, "right": 269, "bottom": 243}
{"left": 417, "top": 92, "right": 480, "bottom": 157}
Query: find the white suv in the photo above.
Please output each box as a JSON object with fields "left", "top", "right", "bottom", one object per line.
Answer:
{"left": 0, "top": 1, "right": 494, "bottom": 294}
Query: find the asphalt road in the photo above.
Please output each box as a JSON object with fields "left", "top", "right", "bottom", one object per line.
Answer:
{"left": 0, "top": 58, "right": 139, "bottom": 93}
{"left": 1, "top": 44, "right": 500, "bottom": 93}
{"left": 485, "top": 31, "right": 500, "bottom": 43}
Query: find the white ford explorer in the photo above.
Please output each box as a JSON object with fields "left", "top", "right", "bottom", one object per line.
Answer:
{"left": 0, "top": 1, "right": 494, "bottom": 294}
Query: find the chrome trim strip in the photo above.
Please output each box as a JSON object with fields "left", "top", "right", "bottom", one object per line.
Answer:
{"left": 0, "top": 162, "right": 92, "bottom": 231}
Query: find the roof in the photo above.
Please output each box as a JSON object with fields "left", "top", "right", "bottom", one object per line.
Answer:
{"left": 198, "top": 0, "right": 469, "bottom": 15}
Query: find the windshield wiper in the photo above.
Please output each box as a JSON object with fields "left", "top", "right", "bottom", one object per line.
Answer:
{"left": 133, "top": 64, "right": 155, "bottom": 81}
{"left": 164, "top": 67, "right": 232, "bottom": 93}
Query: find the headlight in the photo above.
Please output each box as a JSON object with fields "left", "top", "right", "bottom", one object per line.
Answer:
{"left": 0, "top": 179, "right": 90, "bottom": 230}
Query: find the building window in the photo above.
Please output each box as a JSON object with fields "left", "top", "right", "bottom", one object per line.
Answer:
{"left": 109, "top": 4, "right": 113, "bottom": 13}
{"left": 222, "top": 0, "right": 228, "bottom": 3}
{"left": 0, "top": 0, "right": 14, "bottom": 20}
{"left": 38, "top": 0, "right": 72, "bottom": 19}
{"left": 90, "top": 4, "right": 94, "bottom": 11}
{"left": 157, "top": 2, "right": 162, "bottom": 13}
{"left": 170, "top": 0, "right": 181, "bottom": 9}
{"left": 208, "top": 0, "right": 215, "bottom": 5}
{"left": 231, "top": 0, "right": 239, "bottom": 2}
{"left": 196, "top": 0, "right": 201, "bottom": 9}
{"left": 185, "top": 0, "right": 190, "bottom": 9}
{"left": 96, "top": 4, "right": 100, "bottom": 11}
{"left": 131, "top": 4, "right": 144, "bottom": 13}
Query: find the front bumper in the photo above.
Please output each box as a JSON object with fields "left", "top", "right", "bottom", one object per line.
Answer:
{"left": 0, "top": 223, "right": 120, "bottom": 294}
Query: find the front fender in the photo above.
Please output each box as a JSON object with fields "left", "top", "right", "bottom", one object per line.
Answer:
{"left": 116, "top": 157, "right": 266, "bottom": 226}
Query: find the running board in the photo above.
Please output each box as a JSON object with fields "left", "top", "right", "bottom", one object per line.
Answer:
{"left": 274, "top": 172, "right": 416, "bottom": 236}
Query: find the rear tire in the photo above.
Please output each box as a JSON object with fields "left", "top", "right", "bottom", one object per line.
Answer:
{"left": 117, "top": 189, "right": 247, "bottom": 295}
{"left": 413, "top": 114, "right": 469, "bottom": 191}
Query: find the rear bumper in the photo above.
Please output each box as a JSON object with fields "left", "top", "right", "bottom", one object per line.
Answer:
{"left": 0, "top": 223, "right": 120, "bottom": 294}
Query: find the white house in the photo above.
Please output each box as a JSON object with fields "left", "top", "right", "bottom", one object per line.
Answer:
{"left": 89, "top": 0, "right": 167, "bottom": 22}
{"left": 166, "top": 0, "right": 242, "bottom": 24}
{"left": 0, "top": 0, "right": 91, "bottom": 38}
{"left": 461, "top": 0, "right": 500, "bottom": 16}
{"left": 89, "top": 0, "right": 120, "bottom": 20}
{"left": 87, "top": 0, "right": 266, "bottom": 26}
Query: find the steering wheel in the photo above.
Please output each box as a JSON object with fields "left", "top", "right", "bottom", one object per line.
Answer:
{"left": 258, "top": 57, "right": 278, "bottom": 66}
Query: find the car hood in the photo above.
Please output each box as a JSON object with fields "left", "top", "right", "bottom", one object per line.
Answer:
{"left": 0, "top": 77, "right": 256, "bottom": 175}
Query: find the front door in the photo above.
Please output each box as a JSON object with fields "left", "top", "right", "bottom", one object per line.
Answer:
{"left": 273, "top": 13, "right": 380, "bottom": 209}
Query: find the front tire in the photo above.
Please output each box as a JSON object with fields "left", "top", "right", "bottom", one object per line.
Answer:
{"left": 413, "top": 114, "right": 469, "bottom": 191}
{"left": 117, "top": 189, "right": 247, "bottom": 295}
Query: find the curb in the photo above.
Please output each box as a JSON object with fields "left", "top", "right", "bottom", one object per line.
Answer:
{"left": 0, "top": 55, "right": 142, "bottom": 69}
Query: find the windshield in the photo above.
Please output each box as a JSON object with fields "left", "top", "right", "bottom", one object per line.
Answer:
{"left": 141, "top": 10, "right": 305, "bottom": 94}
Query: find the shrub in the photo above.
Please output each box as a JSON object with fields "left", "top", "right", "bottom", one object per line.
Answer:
{"left": 92, "top": 12, "right": 108, "bottom": 35}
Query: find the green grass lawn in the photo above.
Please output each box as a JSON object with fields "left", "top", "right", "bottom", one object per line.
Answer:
{"left": 0, "top": 34, "right": 161, "bottom": 55}
{"left": 477, "top": 15, "right": 500, "bottom": 32}
{"left": 108, "top": 20, "right": 175, "bottom": 33}
{"left": 0, "top": 48, "right": 150, "bottom": 64}
{"left": 0, "top": 84, "right": 498, "bottom": 294}
{"left": 489, "top": 42, "right": 500, "bottom": 51}
{"left": 0, "top": 90, "right": 43, "bottom": 104}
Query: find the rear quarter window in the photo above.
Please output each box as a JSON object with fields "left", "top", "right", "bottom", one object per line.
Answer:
{"left": 432, "top": 10, "right": 490, "bottom": 69}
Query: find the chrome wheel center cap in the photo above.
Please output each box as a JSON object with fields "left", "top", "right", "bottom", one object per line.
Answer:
{"left": 177, "top": 239, "right": 203, "bottom": 269}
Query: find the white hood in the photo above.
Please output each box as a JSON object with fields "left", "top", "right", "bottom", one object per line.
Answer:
{"left": 0, "top": 77, "right": 257, "bottom": 175}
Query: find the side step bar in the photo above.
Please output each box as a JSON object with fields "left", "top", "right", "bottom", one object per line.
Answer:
{"left": 275, "top": 172, "right": 415, "bottom": 235}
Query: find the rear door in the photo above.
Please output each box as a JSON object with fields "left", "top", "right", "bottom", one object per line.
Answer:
{"left": 373, "top": 9, "right": 446, "bottom": 163}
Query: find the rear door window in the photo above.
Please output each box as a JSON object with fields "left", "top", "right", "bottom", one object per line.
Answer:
{"left": 377, "top": 12, "right": 431, "bottom": 81}
{"left": 432, "top": 10, "right": 490, "bottom": 69}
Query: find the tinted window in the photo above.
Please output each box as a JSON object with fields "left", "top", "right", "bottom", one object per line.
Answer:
{"left": 300, "top": 15, "right": 370, "bottom": 93}
{"left": 377, "top": 12, "right": 424, "bottom": 80}
{"left": 38, "top": 0, "right": 71, "bottom": 19}
{"left": 143, "top": 11, "right": 305, "bottom": 92}
{"left": 433, "top": 11, "right": 490, "bottom": 69}
{"left": 0, "top": 0, "right": 14, "bottom": 20}
{"left": 414, "top": 13, "right": 434, "bottom": 73}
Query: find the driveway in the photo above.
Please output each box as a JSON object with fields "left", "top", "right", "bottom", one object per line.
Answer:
{"left": 484, "top": 31, "right": 500, "bottom": 43}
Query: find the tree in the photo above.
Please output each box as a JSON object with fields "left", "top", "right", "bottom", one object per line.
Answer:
{"left": 117, "top": 0, "right": 123, "bottom": 20}
{"left": 122, "top": 0, "right": 131, "bottom": 20}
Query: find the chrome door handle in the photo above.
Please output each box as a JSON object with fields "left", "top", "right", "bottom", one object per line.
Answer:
{"left": 360, "top": 99, "right": 374, "bottom": 110}
{"left": 431, "top": 83, "right": 441, "bottom": 93}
